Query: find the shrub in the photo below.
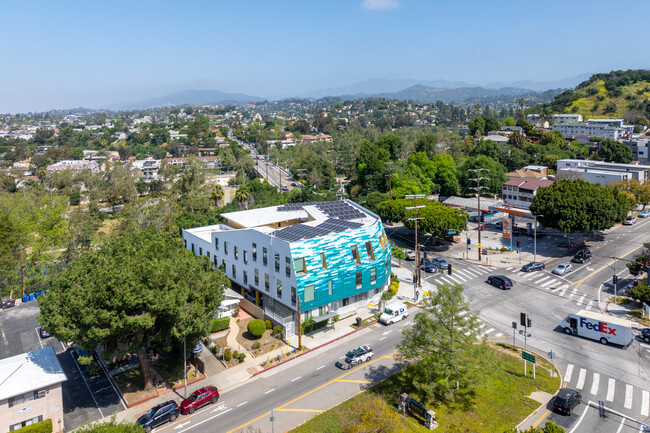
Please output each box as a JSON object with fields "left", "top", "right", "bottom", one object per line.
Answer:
{"left": 224, "top": 348, "right": 231, "bottom": 361}
{"left": 265, "top": 320, "right": 272, "bottom": 329}
{"left": 233, "top": 350, "right": 239, "bottom": 359}
{"left": 238, "top": 353, "right": 246, "bottom": 362}
{"left": 210, "top": 317, "right": 230, "bottom": 333}
{"left": 248, "top": 319, "right": 266, "bottom": 337}
{"left": 12, "top": 419, "right": 52, "bottom": 433}
{"left": 389, "top": 281, "right": 399, "bottom": 296}
{"left": 252, "top": 341, "right": 261, "bottom": 350}
{"left": 209, "top": 344, "right": 220, "bottom": 355}
{"left": 272, "top": 325, "right": 284, "bottom": 337}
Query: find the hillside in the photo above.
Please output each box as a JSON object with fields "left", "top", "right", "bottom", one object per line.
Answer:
{"left": 543, "top": 69, "right": 650, "bottom": 123}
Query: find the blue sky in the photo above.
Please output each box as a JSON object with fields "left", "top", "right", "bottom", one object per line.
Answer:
{"left": 0, "top": 0, "right": 647, "bottom": 113}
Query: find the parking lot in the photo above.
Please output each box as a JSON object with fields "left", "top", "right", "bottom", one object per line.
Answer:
{"left": 0, "top": 300, "right": 124, "bottom": 430}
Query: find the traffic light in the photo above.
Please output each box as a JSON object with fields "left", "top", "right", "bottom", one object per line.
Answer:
{"left": 613, "top": 275, "right": 618, "bottom": 285}
{"left": 517, "top": 239, "right": 520, "bottom": 248}
{"left": 447, "top": 264, "right": 452, "bottom": 275}
{"left": 527, "top": 318, "right": 532, "bottom": 328}
{"left": 413, "top": 273, "right": 418, "bottom": 284}
{"left": 520, "top": 312, "right": 527, "bottom": 327}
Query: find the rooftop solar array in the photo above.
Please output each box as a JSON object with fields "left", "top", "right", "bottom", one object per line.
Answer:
{"left": 272, "top": 217, "right": 363, "bottom": 242}
{"left": 276, "top": 201, "right": 366, "bottom": 220}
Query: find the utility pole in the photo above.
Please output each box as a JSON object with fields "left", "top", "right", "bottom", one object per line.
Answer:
{"left": 336, "top": 177, "right": 345, "bottom": 200}
{"left": 20, "top": 244, "right": 25, "bottom": 299}
{"left": 468, "top": 169, "right": 489, "bottom": 261}
{"left": 386, "top": 162, "right": 393, "bottom": 200}
{"left": 614, "top": 244, "right": 618, "bottom": 304}
{"left": 406, "top": 194, "right": 425, "bottom": 295}
{"left": 297, "top": 295, "right": 302, "bottom": 350}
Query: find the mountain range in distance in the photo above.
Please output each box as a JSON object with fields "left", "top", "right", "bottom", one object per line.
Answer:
{"left": 107, "top": 73, "right": 592, "bottom": 110}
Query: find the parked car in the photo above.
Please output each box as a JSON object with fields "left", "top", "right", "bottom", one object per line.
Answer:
{"left": 486, "top": 275, "right": 513, "bottom": 290}
{"left": 420, "top": 258, "right": 437, "bottom": 273}
{"left": 521, "top": 262, "right": 545, "bottom": 272}
{"left": 39, "top": 327, "right": 51, "bottom": 338}
{"left": 281, "top": 185, "right": 289, "bottom": 191}
{"left": 553, "top": 263, "right": 573, "bottom": 276}
{"left": 512, "top": 227, "right": 527, "bottom": 236}
{"left": 431, "top": 258, "right": 450, "bottom": 270}
{"left": 552, "top": 389, "right": 581, "bottom": 415}
{"left": 495, "top": 221, "right": 503, "bottom": 229}
{"left": 404, "top": 249, "right": 416, "bottom": 261}
{"left": 180, "top": 385, "right": 220, "bottom": 414}
{"left": 642, "top": 328, "right": 650, "bottom": 344}
{"left": 623, "top": 215, "right": 637, "bottom": 225}
{"left": 335, "top": 345, "right": 374, "bottom": 369}
{"left": 137, "top": 400, "right": 180, "bottom": 432}
{"left": 640, "top": 211, "right": 650, "bottom": 218}
{"left": 571, "top": 249, "right": 591, "bottom": 263}
{"left": 1, "top": 296, "right": 16, "bottom": 309}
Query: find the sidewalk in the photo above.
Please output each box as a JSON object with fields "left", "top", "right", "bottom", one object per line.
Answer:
{"left": 113, "top": 261, "right": 435, "bottom": 424}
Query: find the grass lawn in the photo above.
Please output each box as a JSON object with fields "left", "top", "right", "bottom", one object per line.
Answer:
{"left": 291, "top": 343, "right": 560, "bottom": 433}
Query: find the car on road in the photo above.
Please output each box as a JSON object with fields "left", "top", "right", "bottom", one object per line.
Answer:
{"left": 495, "top": 221, "right": 503, "bottom": 229}
{"left": 404, "top": 249, "right": 416, "bottom": 261}
{"left": 180, "top": 385, "right": 220, "bottom": 414}
{"left": 486, "top": 275, "right": 513, "bottom": 290}
{"left": 420, "top": 258, "right": 437, "bottom": 273}
{"left": 553, "top": 263, "right": 573, "bottom": 276}
{"left": 335, "top": 345, "right": 374, "bottom": 369}
{"left": 552, "top": 389, "right": 581, "bottom": 415}
{"left": 291, "top": 182, "right": 298, "bottom": 187}
{"left": 281, "top": 185, "right": 289, "bottom": 191}
{"left": 431, "top": 258, "right": 450, "bottom": 270}
{"left": 39, "top": 327, "right": 50, "bottom": 338}
{"left": 642, "top": 328, "right": 650, "bottom": 344}
{"left": 640, "top": 211, "right": 650, "bottom": 218}
{"left": 571, "top": 249, "right": 591, "bottom": 263}
{"left": 512, "top": 227, "right": 527, "bottom": 236}
{"left": 521, "top": 262, "right": 545, "bottom": 272}
{"left": 623, "top": 215, "right": 637, "bottom": 225}
{"left": 137, "top": 400, "right": 180, "bottom": 432}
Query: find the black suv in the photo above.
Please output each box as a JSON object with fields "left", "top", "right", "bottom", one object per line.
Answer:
{"left": 487, "top": 275, "right": 513, "bottom": 290}
{"left": 571, "top": 249, "right": 591, "bottom": 263}
{"left": 553, "top": 389, "right": 581, "bottom": 415}
{"left": 642, "top": 328, "right": 650, "bottom": 344}
{"left": 137, "top": 400, "right": 180, "bottom": 432}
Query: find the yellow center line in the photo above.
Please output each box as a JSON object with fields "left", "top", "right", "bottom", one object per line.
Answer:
{"left": 334, "top": 379, "right": 372, "bottom": 383}
{"left": 276, "top": 408, "right": 324, "bottom": 413}
{"left": 531, "top": 409, "right": 550, "bottom": 429}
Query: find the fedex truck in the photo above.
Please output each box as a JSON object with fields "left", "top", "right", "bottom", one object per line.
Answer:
{"left": 561, "top": 310, "right": 633, "bottom": 347}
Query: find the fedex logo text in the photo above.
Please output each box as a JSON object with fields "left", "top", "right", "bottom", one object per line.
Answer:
{"left": 579, "top": 317, "right": 617, "bottom": 335}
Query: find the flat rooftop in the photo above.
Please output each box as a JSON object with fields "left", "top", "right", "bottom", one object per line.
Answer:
{"left": 0, "top": 346, "right": 67, "bottom": 401}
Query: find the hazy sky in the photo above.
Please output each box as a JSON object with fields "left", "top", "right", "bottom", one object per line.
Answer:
{"left": 1, "top": 0, "right": 647, "bottom": 113}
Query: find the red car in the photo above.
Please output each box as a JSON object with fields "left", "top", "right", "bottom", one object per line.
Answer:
{"left": 180, "top": 386, "right": 219, "bottom": 414}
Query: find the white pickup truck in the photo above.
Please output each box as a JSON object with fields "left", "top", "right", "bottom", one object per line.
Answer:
{"left": 336, "top": 345, "right": 374, "bottom": 369}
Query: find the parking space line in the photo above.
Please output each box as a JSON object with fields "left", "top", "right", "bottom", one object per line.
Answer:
{"left": 69, "top": 351, "right": 104, "bottom": 418}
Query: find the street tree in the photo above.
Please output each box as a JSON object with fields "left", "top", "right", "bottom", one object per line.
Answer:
{"left": 38, "top": 229, "right": 228, "bottom": 391}
{"left": 626, "top": 242, "right": 650, "bottom": 277}
{"left": 234, "top": 187, "right": 250, "bottom": 210}
{"left": 458, "top": 155, "right": 508, "bottom": 195}
{"left": 398, "top": 283, "right": 488, "bottom": 404}
{"left": 598, "top": 139, "right": 634, "bottom": 163}
{"left": 531, "top": 179, "right": 631, "bottom": 241}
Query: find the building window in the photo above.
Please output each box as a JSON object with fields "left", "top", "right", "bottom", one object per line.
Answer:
{"left": 9, "top": 390, "right": 44, "bottom": 408}
{"left": 265, "top": 273, "right": 270, "bottom": 291}
{"left": 263, "top": 247, "right": 268, "bottom": 265}
{"left": 207, "top": 252, "right": 210, "bottom": 260}
{"left": 365, "top": 241, "right": 375, "bottom": 261}
{"left": 232, "top": 264, "right": 236, "bottom": 278}
{"left": 328, "top": 279, "right": 333, "bottom": 295}
{"left": 244, "top": 250, "right": 248, "bottom": 264}
{"left": 224, "top": 242, "right": 228, "bottom": 255}
{"left": 305, "top": 284, "right": 315, "bottom": 302}
{"left": 255, "top": 269, "right": 259, "bottom": 286}
{"left": 291, "top": 286, "right": 297, "bottom": 306}
{"left": 214, "top": 256, "right": 218, "bottom": 267}
{"left": 294, "top": 258, "right": 307, "bottom": 276}
{"left": 191, "top": 244, "right": 195, "bottom": 254}
{"left": 243, "top": 270, "right": 248, "bottom": 285}
{"left": 342, "top": 297, "right": 350, "bottom": 307}
{"left": 356, "top": 271, "right": 362, "bottom": 288}
{"left": 371, "top": 267, "right": 377, "bottom": 284}
{"left": 215, "top": 238, "right": 219, "bottom": 251}
{"left": 275, "top": 253, "right": 280, "bottom": 272}
{"left": 234, "top": 246, "right": 239, "bottom": 260}
{"left": 277, "top": 279, "right": 283, "bottom": 298}
{"left": 10, "top": 416, "right": 43, "bottom": 431}
{"left": 351, "top": 245, "right": 361, "bottom": 264}
{"left": 320, "top": 252, "right": 327, "bottom": 268}
{"left": 379, "top": 235, "right": 385, "bottom": 250}
{"left": 221, "top": 259, "right": 226, "bottom": 269}
{"left": 184, "top": 240, "right": 187, "bottom": 248}
{"left": 285, "top": 257, "right": 291, "bottom": 277}
{"left": 199, "top": 247, "right": 203, "bottom": 256}
{"left": 252, "top": 243, "right": 257, "bottom": 261}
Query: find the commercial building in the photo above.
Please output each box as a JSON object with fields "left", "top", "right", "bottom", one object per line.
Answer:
{"left": 556, "top": 159, "right": 650, "bottom": 185}
{"left": 552, "top": 118, "right": 634, "bottom": 141}
{"left": 501, "top": 177, "right": 554, "bottom": 208}
{"left": 0, "top": 347, "right": 67, "bottom": 432}
{"left": 182, "top": 200, "right": 391, "bottom": 336}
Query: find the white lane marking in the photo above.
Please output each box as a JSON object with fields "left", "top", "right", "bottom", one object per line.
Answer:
{"left": 237, "top": 401, "right": 248, "bottom": 407}
{"left": 576, "top": 294, "right": 586, "bottom": 307}
{"left": 382, "top": 330, "right": 392, "bottom": 335}
{"left": 379, "top": 337, "right": 387, "bottom": 341}
{"left": 291, "top": 376, "right": 301, "bottom": 382}
{"left": 484, "top": 328, "right": 495, "bottom": 335}
{"left": 576, "top": 368, "right": 586, "bottom": 390}
{"left": 174, "top": 422, "right": 192, "bottom": 429}
{"left": 495, "top": 333, "right": 503, "bottom": 337}
{"left": 439, "top": 277, "right": 453, "bottom": 285}
{"left": 177, "top": 408, "right": 232, "bottom": 433}
{"left": 463, "top": 268, "right": 483, "bottom": 277}
{"left": 455, "top": 270, "right": 476, "bottom": 280}
{"left": 265, "top": 388, "right": 275, "bottom": 395}
{"left": 625, "top": 384, "right": 633, "bottom": 409}
{"left": 568, "top": 288, "right": 578, "bottom": 299}
{"left": 450, "top": 274, "right": 467, "bottom": 283}
{"left": 317, "top": 365, "right": 325, "bottom": 370}
{"left": 69, "top": 351, "right": 104, "bottom": 418}
{"left": 568, "top": 400, "right": 590, "bottom": 433}
{"left": 557, "top": 286, "right": 568, "bottom": 296}
{"left": 606, "top": 378, "right": 615, "bottom": 402}
{"left": 541, "top": 279, "right": 557, "bottom": 288}
{"left": 505, "top": 266, "right": 516, "bottom": 271}
{"left": 535, "top": 275, "right": 551, "bottom": 284}
{"left": 564, "top": 364, "right": 574, "bottom": 383}
{"left": 590, "top": 373, "right": 599, "bottom": 395}
{"left": 615, "top": 417, "right": 626, "bottom": 433}
{"left": 585, "top": 299, "right": 594, "bottom": 311}
{"left": 641, "top": 390, "right": 649, "bottom": 417}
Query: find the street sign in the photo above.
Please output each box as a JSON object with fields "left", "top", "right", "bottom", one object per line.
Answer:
{"left": 548, "top": 351, "right": 555, "bottom": 360}
{"left": 503, "top": 219, "right": 511, "bottom": 239}
{"left": 269, "top": 409, "right": 275, "bottom": 421}
{"left": 521, "top": 351, "right": 536, "bottom": 364}
{"left": 512, "top": 321, "right": 517, "bottom": 329}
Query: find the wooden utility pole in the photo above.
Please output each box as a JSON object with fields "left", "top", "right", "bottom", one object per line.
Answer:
{"left": 406, "top": 194, "right": 425, "bottom": 292}
{"left": 19, "top": 244, "right": 25, "bottom": 298}
{"left": 468, "top": 169, "right": 488, "bottom": 261}
{"left": 297, "top": 295, "right": 302, "bottom": 350}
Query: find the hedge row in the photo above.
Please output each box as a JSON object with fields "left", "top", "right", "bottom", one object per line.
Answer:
{"left": 14, "top": 419, "right": 52, "bottom": 433}
{"left": 210, "top": 317, "right": 230, "bottom": 333}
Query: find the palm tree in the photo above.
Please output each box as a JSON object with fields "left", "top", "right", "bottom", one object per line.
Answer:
{"left": 234, "top": 187, "right": 250, "bottom": 211}
{"left": 517, "top": 98, "right": 526, "bottom": 119}
{"left": 210, "top": 184, "right": 225, "bottom": 208}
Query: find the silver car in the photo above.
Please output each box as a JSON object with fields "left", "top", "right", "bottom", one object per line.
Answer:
{"left": 553, "top": 263, "right": 573, "bottom": 276}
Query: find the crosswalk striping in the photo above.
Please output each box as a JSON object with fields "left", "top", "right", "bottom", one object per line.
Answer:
{"left": 450, "top": 274, "right": 467, "bottom": 283}
{"left": 606, "top": 378, "right": 615, "bottom": 401}
{"left": 541, "top": 279, "right": 558, "bottom": 288}
{"left": 590, "top": 373, "right": 600, "bottom": 395}
{"left": 557, "top": 286, "right": 568, "bottom": 296}
{"left": 568, "top": 288, "right": 578, "bottom": 298}
{"left": 625, "top": 384, "right": 633, "bottom": 409}
{"left": 576, "top": 368, "right": 587, "bottom": 390}
{"left": 585, "top": 299, "right": 594, "bottom": 311}
{"left": 438, "top": 277, "right": 453, "bottom": 285}
{"left": 576, "top": 294, "right": 586, "bottom": 307}
{"left": 495, "top": 333, "right": 503, "bottom": 337}
{"left": 484, "top": 328, "right": 494, "bottom": 335}
{"left": 535, "top": 275, "right": 551, "bottom": 284}
{"left": 564, "top": 364, "right": 574, "bottom": 383}
{"left": 642, "top": 390, "right": 649, "bottom": 417}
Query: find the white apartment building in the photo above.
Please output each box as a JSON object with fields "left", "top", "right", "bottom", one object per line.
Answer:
{"left": 556, "top": 159, "right": 650, "bottom": 186}
{"left": 553, "top": 114, "right": 583, "bottom": 124}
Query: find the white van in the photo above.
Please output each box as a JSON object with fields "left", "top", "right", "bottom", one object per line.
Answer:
{"left": 561, "top": 310, "right": 633, "bottom": 347}
{"left": 379, "top": 302, "right": 408, "bottom": 325}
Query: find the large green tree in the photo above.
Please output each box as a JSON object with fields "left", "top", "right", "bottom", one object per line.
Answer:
{"left": 458, "top": 155, "right": 508, "bottom": 195}
{"left": 375, "top": 199, "right": 467, "bottom": 237}
{"left": 38, "top": 229, "right": 228, "bottom": 391}
{"left": 531, "top": 179, "right": 631, "bottom": 237}
{"left": 398, "top": 283, "right": 489, "bottom": 404}
{"left": 599, "top": 139, "right": 634, "bottom": 163}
